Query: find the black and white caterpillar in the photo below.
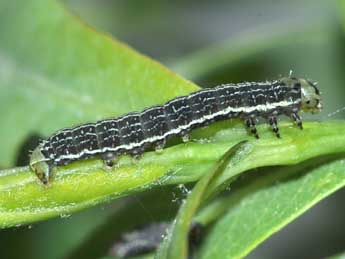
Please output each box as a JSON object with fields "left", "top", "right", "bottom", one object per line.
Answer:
{"left": 30, "top": 77, "right": 322, "bottom": 184}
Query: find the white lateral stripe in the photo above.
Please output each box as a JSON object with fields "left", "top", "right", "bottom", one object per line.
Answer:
{"left": 51, "top": 99, "right": 298, "bottom": 163}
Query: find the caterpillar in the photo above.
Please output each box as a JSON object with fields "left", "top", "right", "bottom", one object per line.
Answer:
{"left": 29, "top": 77, "right": 322, "bottom": 184}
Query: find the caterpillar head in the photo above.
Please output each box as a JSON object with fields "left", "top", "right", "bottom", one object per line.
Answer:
{"left": 300, "top": 79, "right": 322, "bottom": 113}
{"left": 281, "top": 77, "right": 322, "bottom": 114}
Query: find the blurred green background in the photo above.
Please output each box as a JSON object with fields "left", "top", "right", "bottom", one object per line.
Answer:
{"left": 1, "top": 0, "right": 344, "bottom": 258}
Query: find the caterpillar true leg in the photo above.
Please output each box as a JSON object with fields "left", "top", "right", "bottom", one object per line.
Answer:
{"left": 245, "top": 117, "right": 259, "bottom": 139}
{"left": 291, "top": 112, "right": 303, "bottom": 129}
{"left": 268, "top": 116, "right": 280, "bottom": 138}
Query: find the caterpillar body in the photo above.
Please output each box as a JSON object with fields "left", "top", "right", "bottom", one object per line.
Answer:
{"left": 30, "top": 77, "right": 322, "bottom": 184}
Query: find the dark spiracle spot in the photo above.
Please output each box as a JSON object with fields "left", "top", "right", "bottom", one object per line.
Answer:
{"left": 15, "top": 133, "right": 44, "bottom": 166}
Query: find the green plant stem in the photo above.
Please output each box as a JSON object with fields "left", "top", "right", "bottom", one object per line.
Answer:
{"left": 0, "top": 121, "right": 344, "bottom": 228}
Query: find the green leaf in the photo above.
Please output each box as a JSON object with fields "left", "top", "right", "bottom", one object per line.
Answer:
{"left": 99, "top": 255, "right": 153, "bottom": 259}
{"left": 337, "top": 0, "right": 345, "bottom": 33}
{"left": 1, "top": 5, "right": 345, "bottom": 259}
{"left": 155, "top": 141, "right": 250, "bottom": 259}
{"left": 170, "top": 23, "right": 325, "bottom": 82}
{"left": 324, "top": 252, "right": 345, "bottom": 259}
{"left": 1, "top": 121, "right": 344, "bottom": 228}
{"left": 0, "top": 1, "right": 344, "bottom": 259}
{"left": 66, "top": 187, "right": 181, "bottom": 259}
{"left": 0, "top": 0, "right": 198, "bottom": 167}
{"left": 195, "top": 156, "right": 345, "bottom": 259}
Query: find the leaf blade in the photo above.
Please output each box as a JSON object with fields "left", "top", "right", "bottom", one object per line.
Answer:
{"left": 155, "top": 141, "right": 251, "bottom": 259}
{"left": 196, "top": 157, "right": 345, "bottom": 259}
{"left": 0, "top": 0, "right": 198, "bottom": 167}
